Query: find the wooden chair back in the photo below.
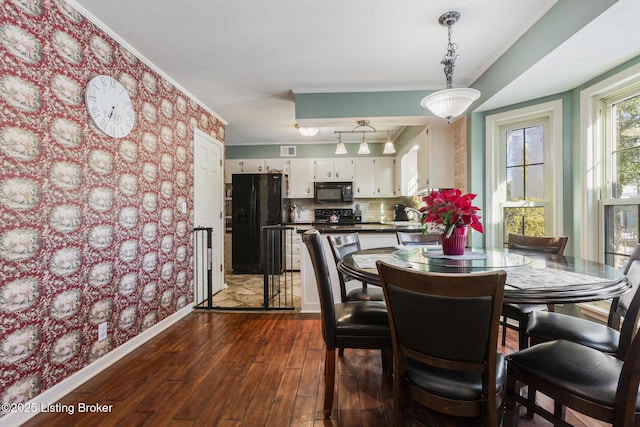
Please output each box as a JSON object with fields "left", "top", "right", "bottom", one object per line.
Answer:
{"left": 377, "top": 261, "right": 506, "bottom": 426}
{"left": 609, "top": 244, "right": 640, "bottom": 332}
{"left": 507, "top": 233, "right": 568, "bottom": 255}
{"left": 395, "top": 231, "right": 441, "bottom": 246}
{"left": 327, "top": 233, "right": 362, "bottom": 302}
{"left": 302, "top": 230, "right": 337, "bottom": 346}
{"left": 507, "top": 233, "right": 569, "bottom": 255}
{"left": 614, "top": 244, "right": 640, "bottom": 359}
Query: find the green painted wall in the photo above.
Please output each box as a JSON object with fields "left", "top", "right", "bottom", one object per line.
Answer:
{"left": 226, "top": 143, "right": 395, "bottom": 159}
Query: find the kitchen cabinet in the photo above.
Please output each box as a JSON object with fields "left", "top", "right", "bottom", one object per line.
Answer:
{"left": 418, "top": 126, "right": 454, "bottom": 191}
{"left": 225, "top": 160, "right": 244, "bottom": 183}
{"left": 284, "top": 227, "right": 301, "bottom": 270}
{"left": 224, "top": 159, "right": 266, "bottom": 182}
{"left": 314, "top": 158, "right": 354, "bottom": 181}
{"left": 241, "top": 159, "right": 266, "bottom": 174}
{"left": 265, "top": 158, "right": 289, "bottom": 174}
{"left": 353, "top": 157, "right": 395, "bottom": 197}
{"left": 288, "top": 158, "right": 316, "bottom": 198}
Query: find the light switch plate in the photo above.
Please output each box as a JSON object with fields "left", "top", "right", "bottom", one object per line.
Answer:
{"left": 98, "top": 322, "right": 107, "bottom": 341}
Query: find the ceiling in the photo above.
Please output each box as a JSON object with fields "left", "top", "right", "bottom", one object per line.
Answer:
{"left": 70, "top": 0, "right": 640, "bottom": 146}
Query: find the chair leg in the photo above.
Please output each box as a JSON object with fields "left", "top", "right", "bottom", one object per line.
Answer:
{"left": 554, "top": 401, "right": 566, "bottom": 420}
{"left": 504, "top": 365, "right": 519, "bottom": 427}
{"left": 501, "top": 315, "right": 507, "bottom": 346}
{"left": 518, "top": 317, "right": 529, "bottom": 350}
{"left": 323, "top": 348, "right": 336, "bottom": 418}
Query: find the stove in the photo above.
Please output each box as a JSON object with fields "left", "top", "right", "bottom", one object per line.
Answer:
{"left": 314, "top": 208, "right": 355, "bottom": 224}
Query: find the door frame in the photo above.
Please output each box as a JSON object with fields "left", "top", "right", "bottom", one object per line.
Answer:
{"left": 193, "top": 127, "right": 225, "bottom": 305}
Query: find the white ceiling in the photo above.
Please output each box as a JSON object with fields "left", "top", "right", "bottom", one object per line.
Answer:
{"left": 70, "top": 0, "right": 640, "bottom": 146}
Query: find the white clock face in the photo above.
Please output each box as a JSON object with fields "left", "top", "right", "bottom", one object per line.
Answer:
{"left": 85, "top": 75, "right": 135, "bottom": 138}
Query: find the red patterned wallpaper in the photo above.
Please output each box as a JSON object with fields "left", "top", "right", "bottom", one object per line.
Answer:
{"left": 0, "top": 0, "right": 224, "bottom": 404}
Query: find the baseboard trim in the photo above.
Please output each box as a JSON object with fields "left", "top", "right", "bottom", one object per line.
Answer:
{"left": 2, "top": 304, "right": 192, "bottom": 425}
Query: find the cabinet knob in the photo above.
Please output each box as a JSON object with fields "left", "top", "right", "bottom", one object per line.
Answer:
{"left": 258, "top": 166, "right": 262, "bottom": 172}
{"left": 306, "top": 188, "right": 310, "bottom": 193}
{"left": 328, "top": 172, "right": 331, "bottom": 178}
{"left": 336, "top": 172, "right": 339, "bottom": 178}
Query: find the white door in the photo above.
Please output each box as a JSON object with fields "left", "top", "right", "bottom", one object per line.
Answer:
{"left": 193, "top": 128, "right": 224, "bottom": 304}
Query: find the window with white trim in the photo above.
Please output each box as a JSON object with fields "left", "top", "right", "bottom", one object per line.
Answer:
{"left": 601, "top": 87, "right": 640, "bottom": 268}
{"left": 485, "top": 101, "right": 563, "bottom": 248}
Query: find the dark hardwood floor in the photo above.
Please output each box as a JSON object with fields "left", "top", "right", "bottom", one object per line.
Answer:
{"left": 21, "top": 311, "right": 609, "bottom": 426}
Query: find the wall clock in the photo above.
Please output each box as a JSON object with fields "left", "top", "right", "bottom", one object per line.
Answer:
{"left": 85, "top": 75, "right": 135, "bottom": 138}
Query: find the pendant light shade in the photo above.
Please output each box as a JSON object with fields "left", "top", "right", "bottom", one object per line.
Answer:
{"left": 335, "top": 135, "right": 347, "bottom": 154}
{"left": 382, "top": 132, "right": 396, "bottom": 154}
{"left": 357, "top": 136, "right": 370, "bottom": 155}
{"left": 421, "top": 11, "right": 480, "bottom": 123}
{"left": 420, "top": 87, "right": 480, "bottom": 123}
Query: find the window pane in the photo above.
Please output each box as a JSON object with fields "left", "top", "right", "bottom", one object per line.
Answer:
{"left": 506, "top": 129, "right": 524, "bottom": 167}
{"left": 525, "top": 125, "right": 544, "bottom": 164}
{"left": 614, "top": 94, "right": 640, "bottom": 199}
{"left": 503, "top": 207, "right": 545, "bottom": 243}
{"left": 604, "top": 204, "right": 638, "bottom": 268}
{"left": 526, "top": 164, "right": 544, "bottom": 200}
{"left": 506, "top": 167, "right": 524, "bottom": 201}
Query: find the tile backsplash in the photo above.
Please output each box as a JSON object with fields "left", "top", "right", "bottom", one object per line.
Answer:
{"left": 285, "top": 197, "right": 413, "bottom": 223}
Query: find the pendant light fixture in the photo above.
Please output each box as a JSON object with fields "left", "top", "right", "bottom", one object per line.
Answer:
{"left": 335, "top": 120, "right": 377, "bottom": 155}
{"left": 382, "top": 131, "right": 396, "bottom": 154}
{"left": 335, "top": 134, "right": 347, "bottom": 154}
{"left": 420, "top": 11, "right": 480, "bottom": 123}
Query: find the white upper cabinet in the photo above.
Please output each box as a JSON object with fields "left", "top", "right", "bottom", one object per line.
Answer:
{"left": 225, "top": 160, "right": 243, "bottom": 183}
{"left": 373, "top": 157, "right": 395, "bottom": 197}
{"left": 241, "top": 159, "right": 266, "bottom": 174}
{"left": 353, "top": 158, "right": 374, "bottom": 196}
{"left": 353, "top": 157, "right": 395, "bottom": 198}
{"left": 399, "top": 126, "right": 454, "bottom": 194}
{"left": 264, "top": 158, "right": 289, "bottom": 174}
{"left": 288, "top": 158, "right": 316, "bottom": 198}
{"left": 314, "top": 158, "right": 354, "bottom": 181}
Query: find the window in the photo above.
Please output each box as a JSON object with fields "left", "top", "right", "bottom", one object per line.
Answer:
{"left": 579, "top": 63, "right": 640, "bottom": 262}
{"left": 602, "top": 90, "right": 640, "bottom": 268}
{"left": 485, "top": 100, "right": 563, "bottom": 248}
{"left": 504, "top": 125, "right": 546, "bottom": 239}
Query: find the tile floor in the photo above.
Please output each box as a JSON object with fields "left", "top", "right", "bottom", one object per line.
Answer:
{"left": 211, "top": 271, "right": 301, "bottom": 310}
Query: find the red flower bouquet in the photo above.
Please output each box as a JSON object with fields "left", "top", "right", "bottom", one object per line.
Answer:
{"left": 419, "top": 189, "right": 483, "bottom": 237}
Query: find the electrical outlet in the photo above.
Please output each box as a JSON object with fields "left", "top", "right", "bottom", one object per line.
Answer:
{"left": 98, "top": 322, "right": 107, "bottom": 341}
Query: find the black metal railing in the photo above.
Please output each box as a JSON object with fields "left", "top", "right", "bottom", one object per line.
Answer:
{"left": 193, "top": 225, "right": 296, "bottom": 310}
{"left": 193, "top": 227, "right": 213, "bottom": 309}
{"left": 262, "top": 225, "right": 296, "bottom": 310}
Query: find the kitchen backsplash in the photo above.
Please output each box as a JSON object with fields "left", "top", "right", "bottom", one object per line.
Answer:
{"left": 286, "top": 197, "right": 414, "bottom": 223}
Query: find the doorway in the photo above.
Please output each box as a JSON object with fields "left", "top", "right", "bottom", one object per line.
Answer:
{"left": 193, "top": 128, "right": 224, "bottom": 306}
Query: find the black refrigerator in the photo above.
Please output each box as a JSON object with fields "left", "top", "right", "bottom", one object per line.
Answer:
{"left": 232, "top": 173, "right": 283, "bottom": 273}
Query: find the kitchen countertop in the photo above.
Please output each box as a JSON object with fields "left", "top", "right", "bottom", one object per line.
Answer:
{"left": 291, "top": 222, "right": 424, "bottom": 233}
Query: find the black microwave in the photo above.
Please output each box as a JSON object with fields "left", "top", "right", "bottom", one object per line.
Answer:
{"left": 314, "top": 182, "right": 354, "bottom": 203}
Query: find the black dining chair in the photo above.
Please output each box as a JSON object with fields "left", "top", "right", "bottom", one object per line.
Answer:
{"left": 376, "top": 261, "right": 507, "bottom": 426}
{"left": 395, "top": 231, "right": 441, "bottom": 246}
{"left": 504, "top": 251, "right": 640, "bottom": 426}
{"left": 502, "top": 233, "right": 569, "bottom": 349}
{"left": 302, "top": 230, "right": 391, "bottom": 419}
{"left": 327, "top": 233, "right": 384, "bottom": 302}
{"left": 527, "top": 243, "right": 640, "bottom": 354}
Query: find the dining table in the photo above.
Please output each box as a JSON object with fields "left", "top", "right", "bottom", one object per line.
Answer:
{"left": 338, "top": 246, "right": 630, "bottom": 304}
